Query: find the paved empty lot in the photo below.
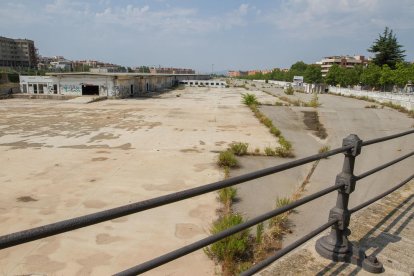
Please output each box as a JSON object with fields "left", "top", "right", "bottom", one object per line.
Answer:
{"left": 0, "top": 87, "right": 278, "bottom": 275}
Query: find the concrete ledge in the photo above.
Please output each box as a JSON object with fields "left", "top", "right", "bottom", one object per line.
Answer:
{"left": 259, "top": 181, "right": 414, "bottom": 276}
{"left": 11, "top": 93, "right": 78, "bottom": 100}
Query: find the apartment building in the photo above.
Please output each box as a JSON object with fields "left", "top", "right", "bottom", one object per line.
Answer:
{"left": 149, "top": 67, "right": 195, "bottom": 74}
{"left": 319, "top": 55, "right": 367, "bottom": 77}
{"left": 0, "top": 36, "right": 37, "bottom": 68}
{"left": 228, "top": 70, "right": 248, "bottom": 77}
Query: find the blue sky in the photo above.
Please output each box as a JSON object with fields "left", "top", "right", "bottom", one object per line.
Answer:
{"left": 1, "top": 0, "right": 413, "bottom": 73}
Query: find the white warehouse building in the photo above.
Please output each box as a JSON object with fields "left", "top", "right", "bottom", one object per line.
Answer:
{"left": 19, "top": 73, "right": 210, "bottom": 98}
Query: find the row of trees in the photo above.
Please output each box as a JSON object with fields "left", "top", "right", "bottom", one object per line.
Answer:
{"left": 240, "top": 61, "right": 323, "bottom": 84}
{"left": 238, "top": 27, "right": 411, "bottom": 90}
{"left": 325, "top": 62, "right": 414, "bottom": 89}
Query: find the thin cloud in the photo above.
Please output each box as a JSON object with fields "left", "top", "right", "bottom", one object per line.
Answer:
{"left": 262, "top": 0, "right": 413, "bottom": 38}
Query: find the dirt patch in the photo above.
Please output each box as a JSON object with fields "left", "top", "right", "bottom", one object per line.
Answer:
{"left": 91, "top": 157, "right": 108, "bottom": 161}
{"left": 302, "top": 111, "right": 327, "bottom": 139}
{"left": 17, "top": 196, "right": 38, "bottom": 202}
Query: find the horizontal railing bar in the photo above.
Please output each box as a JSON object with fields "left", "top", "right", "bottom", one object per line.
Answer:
{"left": 361, "top": 129, "right": 414, "bottom": 147}
{"left": 350, "top": 173, "right": 414, "bottom": 214}
{"left": 114, "top": 183, "right": 344, "bottom": 275}
{"left": 240, "top": 219, "right": 338, "bottom": 276}
{"left": 355, "top": 151, "right": 414, "bottom": 180}
{"left": 0, "top": 146, "right": 350, "bottom": 250}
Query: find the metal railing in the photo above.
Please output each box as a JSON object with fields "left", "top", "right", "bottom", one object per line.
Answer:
{"left": 1, "top": 129, "right": 413, "bottom": 275}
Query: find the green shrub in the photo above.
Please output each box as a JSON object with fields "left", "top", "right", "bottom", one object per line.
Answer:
{"left": 270, "top": 126, "right": 281, "bottom": 137}
{"left": 262, "top": 117, "right": 273, "bottom": 128}
{"left": 318, "top": 145, "right": 331, "bottom": 154}
{"left": 278, "top": 136, "right": 292, "bottom": 151}
{"left": 218, "top": 150, "right": 238, "bottom": 168}
{"left": 264, "top": 147, "right": 276, "bottom": 156}
{"left": 269, "top": 197, "right": 292, "bottom": 238}
{"left": 284, "top": 86, "right": 294, "bottom": 95}
{"left": 219, "top": 187, "right": 237, "bottom": 213}
{"left": 242, "top": 93, "right": 259, "bottom": 106}
{"left": 308, "top": 94, "right": 320, "bottom": 108}
{"left": 204, "top": 214, "right": 250, "bottom": 275}
{"left": 275, "top": 137, "right": 293, "bottom": 157}
{"left": 275, "top": 147, "right": 293, "bottom": 158}
{"left": 255, "top": 222, "right": 264, "bottom": 244}
{"left": 229, "top": 142, "right": 249, "bottom": 156}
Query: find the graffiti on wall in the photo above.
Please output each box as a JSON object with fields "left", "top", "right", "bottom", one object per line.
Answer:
{"left": 112, "top": 85, "right": 130, "bottom": 97}
{"left": 62, "top": 85, "right": 81, "bottom": 93}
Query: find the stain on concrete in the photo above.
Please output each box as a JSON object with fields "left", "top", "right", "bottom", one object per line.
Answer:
{"left": 111, "top": 217, "right": 128, "bottom": 223}
{"left": 37, "top": 238, "right": 60, "bottom": 255}
{"left": 83, "top": 200, "right": 107, "bottom": 209}
{"left": 302, "top": 111, "right": 327, "bottom": 139}
{"left": 17, "top": 196, "right": 38, "bottom": 202}
{"left": 24, "top": 254, "right": 67, "bottom": 273}
{"left": 143, "top": 182, "right": 187, "bottom": 192}
{"left": 215, "top": 141, "right": 227, "bottom": 146}
{"left": 76, "top": 252, "right": 112, "bottom": 275}
{"left": 89, "top": 132, "right": 120, "bottom": 143}
{"left": 59, "top": 143, "right": 133, "bottom": 150}
{"left": 189, "top": 204, "right": 213, "bottom": 221}
{"left": 0, "top": 141, "right": 45, "bottom": 149}
{"left": 180, "top": 148, "right": 202, "bottom": 153}
{"left": 175, "top": 223, "right": 204, "bottom": 239}
{"left": 91, "top": 157, "right": 108, "bottom": 161}
{"left": 95, "top": 233, "right": 123, "bottom": 245}
{"left": 193, "top": 163, "right": 211, "bottom": 172}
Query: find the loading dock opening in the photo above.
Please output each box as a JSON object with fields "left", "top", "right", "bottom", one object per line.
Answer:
{"left": 82, "top": 85, "right": 99, "bottom": 96}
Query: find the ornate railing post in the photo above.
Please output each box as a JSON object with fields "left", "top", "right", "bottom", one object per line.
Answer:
{"left": 315, "top": 134, "right": 383, "bottom": 273}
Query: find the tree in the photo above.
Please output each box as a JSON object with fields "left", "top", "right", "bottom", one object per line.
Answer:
{"left": 324, "top": 64, "right": 341, "bottom": 85}
{"left": 360, "top": 64, "right": 381, "bottom": 88}
{"left": 368, "top": 27, "right": 405, "bottom": 69}
{"left": 379, "top": 64, "right": 395, "bottom": 88}
{"left": 304, "top": 64, "right": 322, "bottom": 84}
{"left": 290, "top": 61, "right": 308, "bottom": 72}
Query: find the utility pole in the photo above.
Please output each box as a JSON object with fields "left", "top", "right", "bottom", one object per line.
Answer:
{"left": 211, "top": 64, "right": 214, "bottom": 77}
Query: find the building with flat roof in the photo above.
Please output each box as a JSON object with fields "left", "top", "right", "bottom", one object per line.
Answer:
{"left": 149, "top": 67, "right": 195, "bottom": 74}
{"left": 228, "top": 70, "right": 248, "bottom": 77}
{"left": 319, "top": 55, "right": 368, "bottom": 77}
{"left": 20, "top": 72, "right": 209, "bottom": 98}
{"left": 0, "top": 36, "right": 37, "bottom": 68}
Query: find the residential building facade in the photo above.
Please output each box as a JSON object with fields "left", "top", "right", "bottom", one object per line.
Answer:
{"left": 149, "top": 67, "right": 195, "bottom": 74}
{"left": 228, "top": 70, "right": 248, "bottom": 77}
{"left": 319, "top": 55, "right": 368, "bottom": 77}
{"left": 0, "top": 36, "right": 37, "bottom": 68}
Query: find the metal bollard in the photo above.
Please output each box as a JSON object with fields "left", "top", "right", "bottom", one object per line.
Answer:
{"left": 315, "top": 134, "right": 383, "bottom": 273}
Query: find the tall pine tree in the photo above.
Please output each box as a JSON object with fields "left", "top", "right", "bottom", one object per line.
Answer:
{"left": 368, "top": 27, "right": 405, "bottom": 69}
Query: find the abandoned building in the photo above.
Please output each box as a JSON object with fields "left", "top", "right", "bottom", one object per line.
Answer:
{"left": 19, "top": 72, "right": 209, "bottom": 98}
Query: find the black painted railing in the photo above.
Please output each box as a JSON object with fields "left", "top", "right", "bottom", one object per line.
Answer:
{"left": 1, "top": 129, "right": 413, "bottom": 275}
